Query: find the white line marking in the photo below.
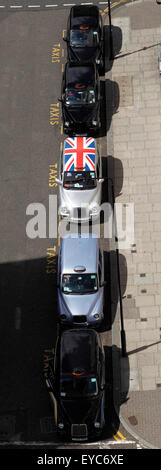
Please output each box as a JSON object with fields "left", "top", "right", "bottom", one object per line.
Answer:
{"left": 10, "top": 5, "right": 23, "bottom": 7}
{"left": 28, "top": 4, "right": 40, "bottom": 7}
{"left": 0, "top": 5, "right": 5, "bottom": 7}
{"left": 81, "top": 2, "right": 93, "bottom": 4}
{"left": 0, "top": 439, "right": 136, "bottom": 447}
{"left": 63, "top": 3, "right": 76, "bottom": 5}
{"left": 45, "top": 4, "right": 58, "bottom": 6}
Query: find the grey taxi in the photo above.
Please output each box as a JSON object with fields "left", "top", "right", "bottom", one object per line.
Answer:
{"left": 57, "top": 233, "right": 106, "bottom": 326}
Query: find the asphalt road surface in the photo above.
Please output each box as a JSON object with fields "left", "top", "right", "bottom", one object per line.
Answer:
{"left": 0, "top": 5, "right": 130, "bottom": 447}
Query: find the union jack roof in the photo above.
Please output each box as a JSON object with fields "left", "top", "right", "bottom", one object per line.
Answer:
{"left": 64, "top": 137, "right": 96, "bottom": 172}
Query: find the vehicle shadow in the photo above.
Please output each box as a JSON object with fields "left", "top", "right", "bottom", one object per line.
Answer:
{"left": 98, "top": 78, "right": 120, "bottom": 138}
{"left": 0, "top": 256, "right": 58, "bottom": 442}
{"left": 98, "top": 249, "right": 127, "bottom": 334}
{"left": 101, "top": 154, "right": 123, "bottom": 203}
{"left": 103, "top": 24, "right": 123, "bottom": 74}
{"left": 103, "top": 344, "right": 130, "bottom": 439}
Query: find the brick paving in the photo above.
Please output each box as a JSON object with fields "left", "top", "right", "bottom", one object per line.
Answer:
{"left": 106, "top": 0, "right": 161, "bottom": 448}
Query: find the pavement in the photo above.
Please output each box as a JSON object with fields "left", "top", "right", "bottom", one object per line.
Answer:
{"left": 106, "top": 0, "right": 161, "bottom": 449}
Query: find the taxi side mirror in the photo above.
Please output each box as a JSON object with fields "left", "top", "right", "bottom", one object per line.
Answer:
{"left": 98, "top": 178, "right": 104, "bottom": 184}
{"left": 55, "top": 178, "right": 63, "bottom": 186}
{"left": 46, "top": 378, "right": 54, "bottom": 392}
{"left": 100, "top": 280, "right": 107, "bottom": 287}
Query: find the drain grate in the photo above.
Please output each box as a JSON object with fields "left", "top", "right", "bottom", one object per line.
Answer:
{"left": 113, "top": 76, "right": 133, "bottom": 107}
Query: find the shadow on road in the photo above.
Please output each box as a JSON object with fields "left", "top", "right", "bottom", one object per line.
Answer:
{"left": 103, "top": 25, "right": 123, "bottom": 73}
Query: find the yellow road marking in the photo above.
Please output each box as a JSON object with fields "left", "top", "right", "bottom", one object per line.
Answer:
{"left": 62, "top": 29, "right": 66, "bottom": 38}
{"left": 102, "top": 0, "right": 128, "bottom": 15}
{"left": 117, "top": 431, "right": 126, "bottom": 440}
{"left": 113, "top": 434, "right": 120, "bottom": 440}
{"left": 113, "top": 431, "right": 126, "bottom": 440}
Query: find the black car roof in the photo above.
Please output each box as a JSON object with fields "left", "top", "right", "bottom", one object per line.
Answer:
{"left": 60, "top": 329, "right": 98, "bottom": 376}
{"left": 66, "top": 63, "right": 95, "bottom": 88}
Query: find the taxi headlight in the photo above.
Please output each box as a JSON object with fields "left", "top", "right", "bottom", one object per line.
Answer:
{"left": 94, "top": 422, "right": 101, "bottom": 428}
{"left": 89, "top": 206, "right": 99, "bottom": 216}
{"left": 93, "top": 314, "right": 100, "bottom": 319}
{"left": 58, "top": 423, "right": 64, "bottom": 429}
{"left": 92, "top": 120, "right": 98, "bottom": 126}
{"left": 61, "top": 207, "right": 70, "bottom": 216}
{"left": 65, "top": 121, "right": 69, "bottom": 127}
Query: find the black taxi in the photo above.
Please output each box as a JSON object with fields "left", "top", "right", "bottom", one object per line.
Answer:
{"left": 46, "top": 328, "right": 106, "bottom": 441}
{"left": 64, "top": 5, "right": 104, "bottom": 73}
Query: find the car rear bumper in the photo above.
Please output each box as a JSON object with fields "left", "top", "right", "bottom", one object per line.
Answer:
{"left": 59, "top": 314, "right": 103, "bottom": 327}
{"left": 63, "top": 125, "right": 99, "bottom": 136}
{"left": 60, "top": 214, "right": 100, "bottom": 224}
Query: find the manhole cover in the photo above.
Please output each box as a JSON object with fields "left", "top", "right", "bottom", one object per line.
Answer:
{"left": 113, "top": 76, "right": 133, "bottom": 107}
{"left": 128, "top": 415, "right": 138, "bottom": 426}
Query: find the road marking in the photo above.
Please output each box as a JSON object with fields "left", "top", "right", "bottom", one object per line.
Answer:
{"left": 111, "top": 439, "right": 136, "bottom": 445}
{"left": 102, "top": 0, "right": 126, "bottom": 14}
{"left": 0, "top": 439, "right": 136, "bottom": 447}
{"left": 51, "top": 44, "right": 61, "bottom": 63}
{"left": 62, "top": 29, "right": 66, "bottom": 39}
{"left": 0, "top": 5, "right": 5, "bottom": 7}
{"left": 28, "top": 4, "right": 40, "bottom": 7}
{"left": 116, "top": 431, "right": 126, "bottom": 440}
{"left": 46, "top": 246, "right": 57, "bottom": 274}
{"left": 49, "top": 103, "right": 60, "bottom": 126}
{"left": 48, "top": 164, "right": 58, "bottom": 187}
{"left": 113, "top": 429, "right": 126, "bottom": 441}
{"left": 113, "top": 434, "right": 119, "bottom": 441}
{"left": 10, "top": 5, "right": 23, "bottom": 7}
{"left": 45, "top": 4, "right": 58, "bottom": 6}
